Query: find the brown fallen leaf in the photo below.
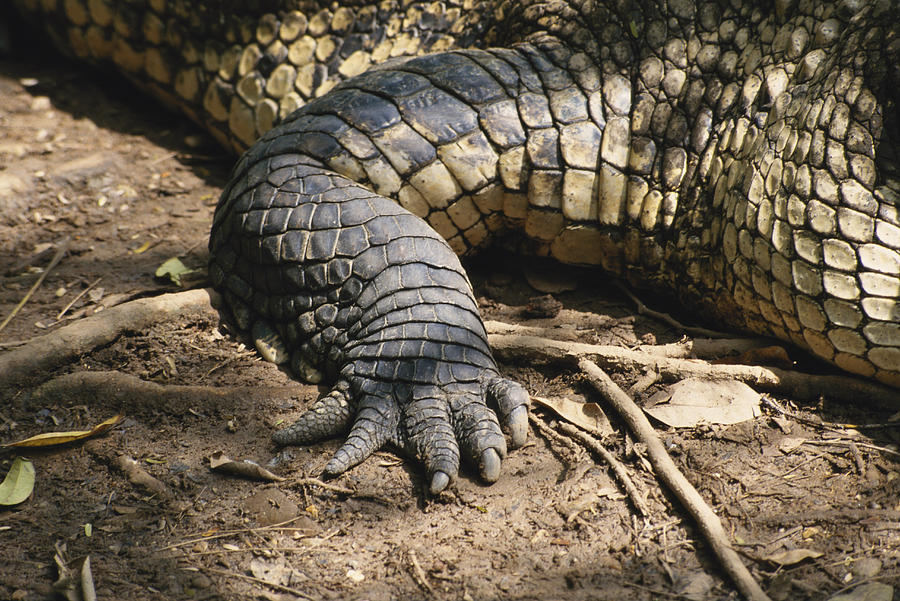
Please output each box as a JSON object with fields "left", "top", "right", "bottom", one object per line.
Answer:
{"left": 644, "top": 379, "right": 761, "bottom": 428}
{"left": 209, "top": 451, "right": 284, "bottom": 482}
{"left": 827, "top": 582, "right": 893, "bottom": 601}
{"left": 763, "top": 548, "right": 823, "bottom": 566}
{"left": 532, "top": 395, "right": 613, "bottom": 437}
{"left": 3, "top": 414, "right": 123, "bottom": 448}
{"left": 52, "top": 542, "right": 97, "bottom": 601}
{"left": 777, "top": 436, "right": 806, "bottom": 454}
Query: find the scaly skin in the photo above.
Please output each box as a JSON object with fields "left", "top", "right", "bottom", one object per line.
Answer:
{"left": 15, "top": 0, "right": 900, "bottom": 489}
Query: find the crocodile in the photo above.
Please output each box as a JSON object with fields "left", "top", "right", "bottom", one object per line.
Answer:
{"left": 13, "top": 0, "right": 900, "bottom": 491}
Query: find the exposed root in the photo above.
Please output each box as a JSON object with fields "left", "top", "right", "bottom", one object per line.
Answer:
{"left": 577, "top": 358, "right": 772, "bottom": 601}
{"left": 0, "top": 288, "right": 219, "bottom": 389}
{"left": 487, "top": 330, "right": 900, "bottom": 407}
{"left": 407, "top": 549, "right": 434, "bottom": 595}
{"left": 25, "top": 370, "right": 309, "bottom": 415}
{"left": 555, "top": 421, "right": 650, "bottom": 518}
{"left": 486, "top": 320, "right": 771, "bottom": 359}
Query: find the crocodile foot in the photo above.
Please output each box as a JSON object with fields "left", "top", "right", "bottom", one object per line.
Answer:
{"left": 273, "top": 372, "right": 529, "bottom": 493}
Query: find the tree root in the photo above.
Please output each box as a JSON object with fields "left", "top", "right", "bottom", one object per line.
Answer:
{"left": 25, "top": 370, "right": 309, "bottom": 416}
{"left": 487, "top": 330, "right": 900, "bottom": 407}
{"left": 0, "top": 288, "right": 219, "bottom": 390}
{"left": 555, "top": 421, "right": 651, "bottom": 518}
{"left": 577, "top": 358, "right": 772, "bottom": 601}
{"left": 3, "top": 287, "right": 896, "bottom": 409}
{"left": 485, "top": 320, "right": 773, "bottom": 359}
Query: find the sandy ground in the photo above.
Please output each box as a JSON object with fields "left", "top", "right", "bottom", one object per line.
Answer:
{"left": 1, "top": 52, "right": 900, "bottom": 601}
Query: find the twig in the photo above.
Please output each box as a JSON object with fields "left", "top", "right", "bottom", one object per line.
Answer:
{"left": 486, "top": 321, "right": 770, "bottom": 359}
{"left": 0, "top": 238, "right": 68, "bottom": 335}
{"left": 3, "top": 244, "right": 55, "bottom": 277}
{"left": 528, "top": 412, "right": 584, "bottom": 459}
{"left": 555, "top": 422, "right": 651, "bottom": 518}
{"left": 287, "top": 476, "right": 394, "bottom": 505}
{"left": 160, "top": 516, "right": 324, "bottom": 550}
{"left": 577, "top": 358, "right": 772, "bottom": 601}
{"left": 202, "top": 566, "right": 314, "bottom": 599}
{"left": 148, "top": 151, "right": 177, "bottom": 165}
{"left": 56, "top": 277, "right": 102, "bottom": 320}
{"left": 613, "top": 281, "right": 729, "bottom": 338}
{"left": 201, "top": 354, "right": 244, "bottom": 380}
{"left": 756, "top": 508, "right": 900, "bottom": 527}
{"left": 801, "top": 438, "right": 900, "bottom": 459}
{"left": 407, "top": 549, "right": 434, "bottom": 594}
{"left": 762, "top": 396, "right": 900, "bottom": 434}
{"left": 773, "top": 452, "right": 827, "bottom": 480}
{"left": 171, "top": 544, "right": 338, "bottom": 558}
{"left": 24, "top": 370, "right": 307, "bottom": 415}
{"left": 289, "top": 477, "right": 355, "bottom": 496}
{"left": 848, "top": 441, "right": 866, "bottom": 478}
{"left": 488, "top": 331, "right": 900, "bottom": 407}
{"left": 83, "top": 441, "right": 172, "bottom": 499}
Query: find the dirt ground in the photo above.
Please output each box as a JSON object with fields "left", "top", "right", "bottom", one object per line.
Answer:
{"left": 2, "top": 50, "right": 900, "bottom": 601}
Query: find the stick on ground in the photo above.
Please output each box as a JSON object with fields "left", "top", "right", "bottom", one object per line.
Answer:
{"left": 487, "top": 329, "right": 900, "bottom": 407}
{"left": 555, "top": 421, "right": 650, "bottom": 518}
{"left": 577, "top": 358, "right": 772, "bottom": 601}
{"left": 0, "top": 238, "right": 68, "bottom": 335}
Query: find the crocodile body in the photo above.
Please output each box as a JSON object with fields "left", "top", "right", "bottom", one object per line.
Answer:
{"left": 15, "top": 0, "right": 900, "bottom": 488}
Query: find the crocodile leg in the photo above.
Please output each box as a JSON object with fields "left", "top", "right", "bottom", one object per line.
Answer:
{"left": 210, "top": 153, "right": 530, "bottom": 490}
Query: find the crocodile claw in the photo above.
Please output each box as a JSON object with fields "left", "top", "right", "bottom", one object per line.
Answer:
{"left": 274, "top": 372, "right": 529, "bottom": 491}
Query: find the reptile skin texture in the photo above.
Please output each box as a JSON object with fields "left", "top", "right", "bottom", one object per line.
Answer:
{"left": 14, "top": 0, "right": 900, "bottom": 489}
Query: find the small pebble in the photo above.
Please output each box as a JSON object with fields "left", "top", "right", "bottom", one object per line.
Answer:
{"left": 31, "top": 96, "right": 52, "bottom": 111}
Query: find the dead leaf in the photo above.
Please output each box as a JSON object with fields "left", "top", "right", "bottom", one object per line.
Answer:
{"left": 131, "top": 240, "right": 153, "bottom": 254}
{"left": 52, "top": 543, "right": 95, "bottom": 601}
{"left": 533, "top": 395, "right": 613, "bottom": 437}
{"left": 771, "top": 416, "right": 793, "bottom": 433}
{"left": 250, "top": 558, "right": 292, "bottom": 586}
{"left": 644, "top": 379, "right": 761, "bottom": 428}
{"left": 209, "top": 451, "right": 284, "bottom": 482}
{"left": 80, "top": 556, "right": 97, "bottom": 601}
{"left": 53, "top": 543, "right": 79, "bottom": 601}
{"left": 244, "top": 489, "right": 303, "bottom": 527}
{"left": 559, "top": 493, "right": 599, "bottom": 522}
{"left": 778, "top": 436, "right": 806, "bottom": 454}
{"left": 0, "top": 457, "right": 35, "bottom": 505}
{"left": 154, "top": 256, "right": 196, "bottom": 286}
{"left": 679, "top": 571, "right": 716, "bottom": 601}
{"left": 763, "top": 548, "right": 823, "bottom": 566}
{"left": 827, "top": 582, "right": 893, "bottom": 601}
{"left": 2, "top": 414, "right": 122, "bottom": 449}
